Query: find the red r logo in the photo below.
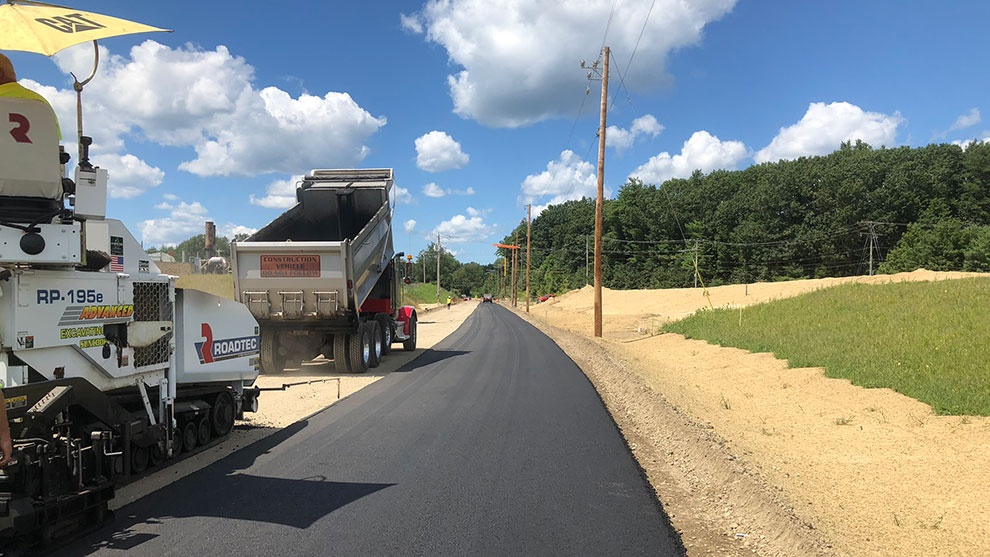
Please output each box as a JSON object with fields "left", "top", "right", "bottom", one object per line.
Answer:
{"left": 8, "top": 113, "right": 31, "bottom": 143}
{"left": 200, "top": 323, "right": 214, "bottom": 363}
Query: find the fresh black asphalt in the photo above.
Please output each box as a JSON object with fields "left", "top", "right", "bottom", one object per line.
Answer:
{"left": 65, "top": 303, "right": 683, "bottom": 556}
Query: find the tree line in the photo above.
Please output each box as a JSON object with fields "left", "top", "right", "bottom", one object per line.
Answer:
{"left": 496, "top": 140, "right": 990, "bottom": 296}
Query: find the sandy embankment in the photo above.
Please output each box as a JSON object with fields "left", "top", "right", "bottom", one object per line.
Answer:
{"left": 114, "top": 301, "right": 478, "bottom": 509}
{"left": 523, "top": 270, "right": 990, "bottom": 557}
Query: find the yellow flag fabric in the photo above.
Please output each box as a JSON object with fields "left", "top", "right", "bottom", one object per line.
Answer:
{"left": 0, "top": 3, "right": 169, "bottom": 56}
{"left": 0, "top": 81, "right": 60, "bottom": 138}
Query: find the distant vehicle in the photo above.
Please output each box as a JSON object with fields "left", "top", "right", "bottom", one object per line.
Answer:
{"left": 483, "top": 293, "right": 493, "bottom": 303}
{"left": 461, "top": 295, "right": 469, "bottom": 301}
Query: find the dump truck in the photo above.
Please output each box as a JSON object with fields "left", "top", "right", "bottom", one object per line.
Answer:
{"left": 0, "top": 96, "right": 261, "bottom": 547}
{"left": 231, "top": 169, "right": 417, "bottom": 374}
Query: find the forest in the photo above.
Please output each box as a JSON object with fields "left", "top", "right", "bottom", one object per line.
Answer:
{"left": 491, "top": 140, "right": 990, "bottom": 296}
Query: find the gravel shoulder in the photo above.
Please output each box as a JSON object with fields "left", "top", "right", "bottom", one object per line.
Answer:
{"left": 113, "top": 301, "right": 479, "bottom": 509}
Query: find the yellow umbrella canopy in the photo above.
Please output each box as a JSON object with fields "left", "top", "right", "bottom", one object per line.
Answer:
{"left": 0, "top": 0, "right": 170, "bottom": 162}
{"left": 0, "top": 0, "right": 169, "bottom": 56}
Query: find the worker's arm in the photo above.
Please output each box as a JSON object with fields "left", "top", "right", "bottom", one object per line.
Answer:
{"left": 0, "top": 389, "right": 11, "bottom": 467}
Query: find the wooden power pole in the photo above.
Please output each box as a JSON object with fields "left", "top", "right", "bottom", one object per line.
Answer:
{"left": 526, "top": 204, "right": 531, "bottom": 313}
{"left": 593, "top": 46, "right": 609, "bottom": 337}
{"left": 512, "top": 230, "right": 518, "bottom": 306}
{"left": 436, "top": 233, "right": 441, "bottom": 304}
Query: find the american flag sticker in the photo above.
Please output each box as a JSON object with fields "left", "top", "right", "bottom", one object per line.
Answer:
{"left": 109, "top": 255, "right": 124, "bottom": 272}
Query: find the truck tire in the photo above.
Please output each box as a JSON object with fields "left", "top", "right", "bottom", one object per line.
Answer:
{"left": 369, "top": 320, "right": 382, "bottom": 368}
{"left": 376, "top": 314, "right": 393, "bottom": 356}
{"left": 212, "top": 391, "right": 235, "bottom": 437}
{"left": 348, "top": 322, "right": 371, "bottom": 374}
{"left": 333, "top": 333, "right": 349, "bottom": 372}
{"left": 260, "top": 329, "right": 285, "bottom": 374}
{"left": 402, "top": 316, "right": 417, "bottom": 351}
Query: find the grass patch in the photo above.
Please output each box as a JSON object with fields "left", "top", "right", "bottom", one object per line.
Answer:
{"left": 176, "top": 274, "right": 234, "bottom": 300}
{"left": 401, "top": 282, "right": 455, "bottom": 309}
{"left": 663, "top": 277, "right": 990, "bottom": 416}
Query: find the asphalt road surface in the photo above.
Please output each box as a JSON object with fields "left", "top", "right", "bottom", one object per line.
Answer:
{"left": 65, "top": 303, "right": 683, "bottom": 556}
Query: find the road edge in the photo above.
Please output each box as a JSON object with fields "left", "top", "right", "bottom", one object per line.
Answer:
{"left": 508, "top": 305, "right": 840, "bottom": 557}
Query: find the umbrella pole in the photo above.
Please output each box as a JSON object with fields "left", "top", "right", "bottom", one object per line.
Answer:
{"left": 70, "top": 40, "right": 99, "bottom": 165}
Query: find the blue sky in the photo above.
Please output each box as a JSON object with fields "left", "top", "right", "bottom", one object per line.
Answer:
{"left": 8, "top": 0, "right": 990, "bottom": 263}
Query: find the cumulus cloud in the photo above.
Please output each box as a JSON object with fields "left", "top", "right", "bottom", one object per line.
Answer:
{"left": 949, "top": 108, "right": 981, "bottom": 132}
{"left": 415, "top": 130, "right": 470, "bottom": 172}
{"left": 422, "top": 182, "right": 474, "bottom": 198}
{"left": 44, "top": 41, "right": 385, "bottom": 180}
{"left": 630, "top": 131, "right": 749, "bottom": 184}
{"left": 140, "top": 200, "right": 209, "bottom": 246}
{"left": 432, "top": 211, "right": 496, "bottom": 243}
{"left": 90, "top": 153, "right": 165, "bottom": 198}
{"left": 404, "top": 0, "right": 736, "bottom": 127}
{"left": 393, "top": 185, "right": 413, "bottom": 204}
{"left": 521, "top": 150, "right": 600, "bottom": 214}
{"left": 606, "top": 114, "right": 664, "bottom": 151}
{"left": 755, "top": 102, "right": 903, "bottom": 164}
{"left": 423, "top": 182, "right": 446, "bottom": 198}
{"left": 220, "top": 223, "right": 258, "bottom": 238}
{"left": 952, "top": 135, "right": 990, "bottom": 150}
{"left": 250, "top": 175, "right": 302, "bottom": 209}
{"left": 404, "top": 219, "right": 417, "bottom": 233}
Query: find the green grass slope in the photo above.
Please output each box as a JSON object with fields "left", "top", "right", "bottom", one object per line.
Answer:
{"left": 662, "top": 277, "right": 990, "bottom": 416}
{"left": 401, "top": 282, "right": 455, "bottom": 308}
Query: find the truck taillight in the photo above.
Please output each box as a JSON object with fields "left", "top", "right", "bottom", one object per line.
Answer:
{"left": 347, "top": 280, "right": 353, "bottom": 289}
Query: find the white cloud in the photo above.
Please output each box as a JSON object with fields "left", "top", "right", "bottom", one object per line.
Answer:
{"left": 949, "top": 108, "right": 981, "bottom": 132}
{"left": 755, "top": 102, "right": 903, "bottom": 164}
{"left": 220, "top": 223, "right": 257, "bottom": 238}
{"left": 521, "top": 150, "right": 600, "bottom": 214}
{"left": 423, "top": 182, "right": 446, "bottom": 198}
{"left": 405, "top": 0, "right": 736, "bottom": 127}
{"left": 432, "top": 211, "right": 496, "bottom": 243}
{"left": 43, "top": 41, "right": 386, "bottom": 180}
{"left": 404, "top": 219, "right": 417, "bottom": 233}
{"left": 140, "top": 200, "right": 209, "bottom": 246}
{"left": 393, "top": 185, "right": 413, "bottom": 204}
{"left": 250, "top": 175, "right": 302, "bottom": 209}
{"left": 630, "top": 130, "right": 749, "bottom": 184}
{"left": 163, "top": 193, "right": 179, "bottom": 201}
{"left": 606, "top": 114, "right": 664, "bottom": 151}
{"left": 399, "top": 13, "right": 423, "bottom": 33}
{"left": 952, "top": 134, "right": 990, "bottom": 150}
{"left": 466, "top": 207, "right": 480, "bottom": 217}
{"left": 90, "top": 153, "right": 165, "bottom": 198}
{"left": 422, "top": 182, "right": 474, "bottom": 198}
{"left": 415, "top": 130, "right": 470, "bottom": 172}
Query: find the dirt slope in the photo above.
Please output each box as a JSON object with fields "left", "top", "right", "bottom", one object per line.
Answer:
{"left": 525, "top": 271, "right": 990, "bottom": 557}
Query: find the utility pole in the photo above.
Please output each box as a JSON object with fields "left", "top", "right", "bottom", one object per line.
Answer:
{"left": 694, "top": 240, "right": 699, "bottom": 288}
{"left": 585, "top": 235, "right": 589, "bottom": 286}
{"left": 436, "top": 234, "right": 441, "bottom": 303}
{"left": 526, "top": 205, "right": 531, "bottom": 313}
{"left": 593, "top": 46, "right": 609, "bottom": 337}
{"left": 511, "top": 231, "right": 518, "bottom": 306}
{"left": 861, "top": 221, "right": 882, "bottom": 276}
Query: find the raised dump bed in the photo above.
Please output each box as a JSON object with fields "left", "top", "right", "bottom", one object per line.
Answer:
{"left": 231, "top": 169, "right": 417, "bottom": 374}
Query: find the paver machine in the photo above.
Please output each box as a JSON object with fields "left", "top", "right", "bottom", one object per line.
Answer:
{"left": 231, "top": 169, "right": 418, "bottom": 374}
{"left": 0, "top": 94, "right": 261, "bottom": 546}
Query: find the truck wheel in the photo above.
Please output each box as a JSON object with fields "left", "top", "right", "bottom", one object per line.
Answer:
{"left": 333, "top": 333, "right": 349, "bottom": 372}
{"left": 369, "top": 320, "right": 382, "bottom": 368}
{"left": 212, "top": 391, "right": 235, "bottom": 437}
{"left": 197, "top": 416, "right": 212, "bottom": 446}
{"left": 260, "top": 329, "right": 285, "bottom": 374}
{"left": 348, "top": 322, "right": 370, "bottom": 374}
{"left": 402, "top": 317, "right": 417, "bottom": 351}
{"left": 376, "top": 314, "right": 393, "bottom": 355}
{"left": 182, "top": 421, "right": 198, "bottom": 453}
{"left": 131, "top": 445, "right": 149, "bottom": 474}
